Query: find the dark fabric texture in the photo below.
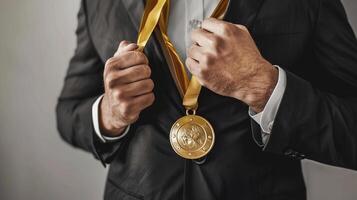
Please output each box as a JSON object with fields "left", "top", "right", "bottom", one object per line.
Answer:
{"left": 56, "top": 0, "right": 357, "bottom": 199}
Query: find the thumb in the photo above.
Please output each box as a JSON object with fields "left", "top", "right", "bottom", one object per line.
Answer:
{"left": 114, "top": 40, "right": 138, "bottom": 56}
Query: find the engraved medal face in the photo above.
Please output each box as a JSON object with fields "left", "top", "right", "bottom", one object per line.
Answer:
{"left": 170, "top": 115, "right": 215, "bottom": 159}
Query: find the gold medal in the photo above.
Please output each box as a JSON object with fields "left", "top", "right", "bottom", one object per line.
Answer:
{"left": 170, "top": 112, "right": 215, "bottom": 159}
{"left": 136, "top": 0, "right": 228, "bottom": 159}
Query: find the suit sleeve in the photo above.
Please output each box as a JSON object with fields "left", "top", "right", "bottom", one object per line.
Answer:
{"left": 254, "top": 0, "right": 357, "bottom": 170}
{"left": 56, "top": 1, "right": 130, "bottom": 166}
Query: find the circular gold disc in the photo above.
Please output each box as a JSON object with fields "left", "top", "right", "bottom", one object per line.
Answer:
{"left": 169, "top": 115, "right": 215, "bottom": 159}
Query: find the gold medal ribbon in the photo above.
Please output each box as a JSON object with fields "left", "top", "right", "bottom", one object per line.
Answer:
{"left": 181, "top": 0, "right": 229, "bottom": 111}
{"left": 137, "top": 0, "right": 229, "bottom": 111}
{"left": 136, "top": 0, "right": 167, "bottom": 51}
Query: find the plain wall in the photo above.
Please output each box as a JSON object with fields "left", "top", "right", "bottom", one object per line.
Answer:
{"left": 0, "top": 0, "right": 356, "bottom": 199}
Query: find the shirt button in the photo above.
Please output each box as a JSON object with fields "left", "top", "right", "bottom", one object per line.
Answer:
{"left": 189, "top": 19, "right": 202, "bottom": 29}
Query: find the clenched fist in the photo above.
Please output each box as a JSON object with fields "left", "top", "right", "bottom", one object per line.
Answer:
{"left": 99, "top": 41, "right": 155, "bottom": 137}
{"left": 186, "top": 18, "right": 278, "bottom": 112}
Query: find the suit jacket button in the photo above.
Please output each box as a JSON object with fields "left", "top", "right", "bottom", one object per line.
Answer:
{"left": 297, "top": 153, "right": 305, "bottom": 159}
{"left": 284, "top": 149, "right": 294, "bottom": 156}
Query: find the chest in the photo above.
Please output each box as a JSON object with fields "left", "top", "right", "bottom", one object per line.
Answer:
{"left": 87, "top": 0, "right": 315, "bottom": 67}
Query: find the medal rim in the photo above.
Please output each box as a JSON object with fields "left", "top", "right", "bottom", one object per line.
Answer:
{"left": 169, "top": 114, "right": 215, "bottom": 159}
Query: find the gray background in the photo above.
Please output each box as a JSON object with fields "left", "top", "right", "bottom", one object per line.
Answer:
{"left": 0, "top": 0, "right": 356, "bottom": 199}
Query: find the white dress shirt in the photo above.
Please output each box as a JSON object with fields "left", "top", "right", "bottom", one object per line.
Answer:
{"left": 92, "top": 0, "right": 287, "bottom": 145}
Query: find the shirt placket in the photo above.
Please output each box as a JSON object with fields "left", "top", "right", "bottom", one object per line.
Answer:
{"left": 185, "top": 0, "right": 204, "bottom": 77}
{"left": 185, "top": 0, "right": 204, "bottom": 51}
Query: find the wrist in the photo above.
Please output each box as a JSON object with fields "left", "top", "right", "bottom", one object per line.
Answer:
{"left": 99, "top": 95, "right": 128, "bottom": 137}
{"left": 251, "top": 62, "right": 278, "bottom": 112}
{"left": 236, "top": 60, "right": 278, "bottom": 112}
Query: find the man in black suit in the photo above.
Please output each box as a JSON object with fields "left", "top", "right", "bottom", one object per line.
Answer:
{"left": 56, "top": 0, "right": 357, "bottom": 199}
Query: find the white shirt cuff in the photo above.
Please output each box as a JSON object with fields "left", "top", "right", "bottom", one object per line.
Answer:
{"left": 249, "top": 66, "right": 287, "bottom": 143}
{"left": 92, "top": 95, "right": 131, "bottom": 143}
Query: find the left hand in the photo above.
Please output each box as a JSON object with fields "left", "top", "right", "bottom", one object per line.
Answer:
{"left": 186, "top": 18, "right": 278, "bottom": 112}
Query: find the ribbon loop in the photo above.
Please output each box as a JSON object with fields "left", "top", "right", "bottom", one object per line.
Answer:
{"left": 137, "top": 0, "right": 229, "bottom": 111}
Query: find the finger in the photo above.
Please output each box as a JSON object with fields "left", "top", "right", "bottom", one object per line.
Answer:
{"left": 191, "top": 28, "right": 215, "bottom": 47}
{"left": 107, "top": 65, "right": 151, "bottom": 87}
{"left": 116, "top": 43, "right": 138, "bottom": 55}
{"left": 131, "top": 92, "right": 155, "bottom": 112}
{"left": 105, "top": 51, "right": 148, "bottom": 72}
{"left": 114, "top": 41, "right": 138, "bottom": 56}
{"left": 187, "top": 44, "right": 205, "bottom": 62}
{"left": 202, "top": 18, "right": 229, "bottom": 36}
{"left": 185, "top": 57, "right": 201, "bottom": 77}
{"left": 120, "top": 79, "right": 154, "bottom": 98}
{"left": 235, "top": 24, "right": 249, "bottom": 32}
{"left": 119, "top": 40, "right": 131, "bottom": 48}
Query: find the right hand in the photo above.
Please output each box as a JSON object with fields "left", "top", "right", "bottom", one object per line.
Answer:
{"left": 99, "top": 41, "right": 155, "bottom": 137}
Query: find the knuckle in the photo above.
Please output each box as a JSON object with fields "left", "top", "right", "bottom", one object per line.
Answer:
{"left": 120, "top": 102, "right": 131, "bottom": 116}
{"left": 107, "top": 71, "right": 126, "bottom": 88}
{"left": 202, "top": 54, "right": 214, "bottom": 65}
{"left": 113, "top": 89, "right": 125, "bottom": 100}
{"left": 105, "top": 73, "right": 116, "bottom": 87}
{"left": 119, "top": 100, "right": 129, "bottom": 109}
{"left": 142, "top": 65, "right": 152, "bottom": 77}
{"left": 133, "top": 51, "right": 148, "bottom": 64}
{"left": 105, "top": 57, "right": 116, "bottom": 68}
{"left": 142, "top": 79, "right": 154, "bottom": 91}
{"left": 105, "top": 58, "right": 115, "bottom": 72}
{"left": 221, "top": 24, "right": 233, "bottom": 35}
{"left": 106, "top": 56, "right": 124, "bottom": 70}
{"left": 148, "top": 79, "right": 155, "bottom": 90}
{"left": 200, "top": 66, "right": 209, "bottom": 77}
{"left": 147, "top": 93, "right": 155, "bottom": 104}
{"left": 210, "top": 37, "right": 219, "bottom": 49}
{"left": 132, "top": 66, "right": 140, "bottom": 76}
{"left": 112, "top": 90, "right": 120, "bottom": 99}
{"left": 128, "top": 114, "right": 139, "bottom": 122}
{"left": 238, "top": 24, "right": 248, "bottom": 31}
{"left": 104, "top": 73, "right": 113, "bottom": 83}
{"left": 201, "top": 54, "right": 209, "bottom": 65}
{"left": 122, "top": 107, "right": 132, "bottom": 117}
{"left": 210, "top": 36, "right": 222, "bottom": 52}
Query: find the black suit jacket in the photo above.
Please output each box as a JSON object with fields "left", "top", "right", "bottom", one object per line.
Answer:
{"left": 56, "top": 0, "right": 357, "bottom": 199}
